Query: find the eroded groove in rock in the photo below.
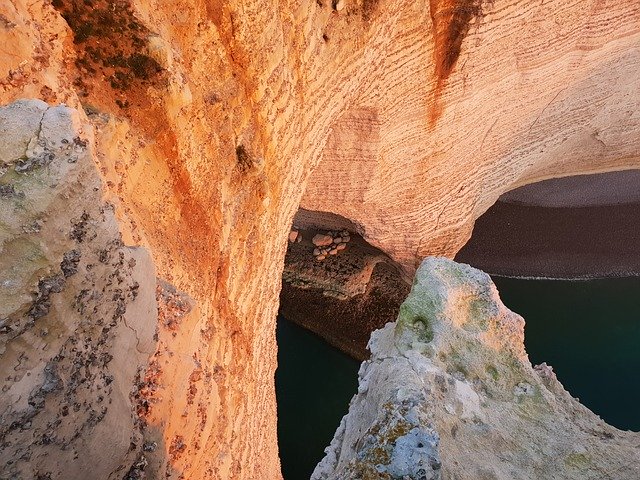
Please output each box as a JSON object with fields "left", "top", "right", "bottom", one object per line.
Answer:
{"left": 428, "top": 0, "right": 484, "bottom": 124}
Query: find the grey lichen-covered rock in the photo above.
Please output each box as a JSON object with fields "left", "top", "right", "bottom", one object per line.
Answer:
{"left": 0, "top": 100, "right": 159, "bottom": 480}
{"left": 314, "top": 257, "right": 640, "bottom": 480}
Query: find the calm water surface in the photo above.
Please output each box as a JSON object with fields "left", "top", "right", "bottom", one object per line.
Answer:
{"left": 276, "top": 317, "right": 359, "bottom": 480}
{"left": 493, "top": 276, "right": 640, "bottom": 432}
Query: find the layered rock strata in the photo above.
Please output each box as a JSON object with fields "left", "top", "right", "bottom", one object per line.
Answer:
{"left": 1, "top": 0, "right": 639, "bottom": 478}
{"left": 299, "top": 2, "right": 640, "bottom": 272}
{"left": 313, "top": 257, "right": 640, "bottom": 479}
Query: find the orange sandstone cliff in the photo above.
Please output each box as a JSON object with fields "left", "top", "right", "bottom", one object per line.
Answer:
{"left": 0, "top": 0, "right": 639, "bottom": 478}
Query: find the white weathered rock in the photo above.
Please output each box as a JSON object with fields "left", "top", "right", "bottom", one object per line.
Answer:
{"left": 0, "top": 100, "right": 158, "bottom": 479}
{"left": 314, "top": 258, "right": 640, "bottom": 480}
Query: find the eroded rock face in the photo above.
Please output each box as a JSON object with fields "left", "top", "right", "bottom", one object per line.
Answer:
{"left": 1, "top": 0, "right": 640, "bottom": 478}
{"left": 0, "top": 100, "right": 158, "bottom": 479}
{"left": 314, "top": 258, "right": 640, "bottom": 479}
{"left": 300, "top": 2, "right": 640, "bottom": 271}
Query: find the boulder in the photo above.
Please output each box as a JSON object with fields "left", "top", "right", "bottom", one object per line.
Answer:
{"left": 312, "top": 234, "right": 333, "bottom": 247}
{"left": 313, "top": 258, "right": 640, "bottom": 479}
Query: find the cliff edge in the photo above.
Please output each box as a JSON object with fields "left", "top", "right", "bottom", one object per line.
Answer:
{"left": 1, "top": 0, "right": 639, "bottom": 477}
{"left": 314, "top": 257, "right": 640, "bottom": 479}
{"left": 0, "top": 100, "right": 159, "bottom": 478}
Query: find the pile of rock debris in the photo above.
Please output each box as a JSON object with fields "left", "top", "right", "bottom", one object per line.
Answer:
{"left": 311, "top": 230, "right": 351, "bottom": 260}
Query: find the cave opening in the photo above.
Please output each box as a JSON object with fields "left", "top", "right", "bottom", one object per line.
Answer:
{"left": 275, "top": 208, "right": 410, "bottom": 478}
{"left": 274, "top": 169, "right": 640, "bottom": 479}
{"left": 455, "top": 170, "right": 640, "bottom": 431}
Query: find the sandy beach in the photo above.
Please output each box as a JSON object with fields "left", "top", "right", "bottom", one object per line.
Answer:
{"left": 455, "top": 200, "right": 640, "bottom": 279}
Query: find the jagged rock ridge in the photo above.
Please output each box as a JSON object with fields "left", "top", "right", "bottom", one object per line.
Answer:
{"left": 314, "top": 258, "right": 640, "bottom": 479}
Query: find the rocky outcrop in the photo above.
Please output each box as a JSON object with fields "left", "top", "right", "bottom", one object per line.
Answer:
{"left": 299, "top": 1, "right": 640, "bottom": 272}
{"left": 313, "top": 257, "right": 640, "bottom": 479}
{"left": 0, "top": 100, "right": 158, "bottom": 479}
{"left": 280, "top": 226, "right": 410, "bottom": 359}
{"left": 1, "top": 0, "right": 640, "bottom": 478}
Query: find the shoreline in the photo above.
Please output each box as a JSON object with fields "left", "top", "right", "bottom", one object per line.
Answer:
{"left": 454, "top": 200, "right": 640, "bottom": 280}
{"left": 484, "top": 271, "right": 640, "bottom": 281}
{"left": 280, "top": 197, "right": 640, "bottom": 361}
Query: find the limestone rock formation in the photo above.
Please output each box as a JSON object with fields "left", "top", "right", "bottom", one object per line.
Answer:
{"left": 0, "top": 100, "right": 158, "bottom": 479}
{"left": 1, "top": 0, "right": 639, "bottom": 478}
{"left": 300, "top": 1, "right": 640, "bottom": 272}
{"left": 313, "top": 257, "right": 640, "bottom": 479}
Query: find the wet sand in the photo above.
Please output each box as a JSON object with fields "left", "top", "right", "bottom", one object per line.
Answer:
{"left": 455, "top": 200, "right": 640, "bottom": 279}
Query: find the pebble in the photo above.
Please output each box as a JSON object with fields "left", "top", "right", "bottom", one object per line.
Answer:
{"left": 329, "top": 249, "right": 338, "bottom": 255}
{"left": 333, "top": 237, "right": 342, "bottom": 244}
{"left": 316, "top": 255, "right": 326, "bottom": 261}
{"left": 296, "top": 234, "right": 302, "bottom": 243}
{"left": 312, "top": 233, "right": 333, "bottom": 247}
{"left": 337, "top": 243, "right": 346, "bottom": 250}
{"left": 334, "top": 0, "right": 345, "bottom": 11}
{"left": 343, "top": 235, "right": 350, "bottom": 243}
{"left": 288, "top": 230, "right": 298, "bottom": 243}
{"left": 313, "top": 248, "right": 321, "bottom": 256}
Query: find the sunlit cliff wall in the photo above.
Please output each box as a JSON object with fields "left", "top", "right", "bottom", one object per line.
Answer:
{"left": 1, "top": 0, "right": 639, "bottom": 478}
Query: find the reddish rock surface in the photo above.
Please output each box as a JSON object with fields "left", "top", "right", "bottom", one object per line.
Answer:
{"left": 1, "top": 0, "right": 639, "bottom": 478}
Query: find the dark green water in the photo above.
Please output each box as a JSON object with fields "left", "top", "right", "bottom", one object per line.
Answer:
{"left": 276, "top": 317, "right": 360, "bottom": 480}
{"left": 492, "top": 276, "right": 640, "bottom": 432}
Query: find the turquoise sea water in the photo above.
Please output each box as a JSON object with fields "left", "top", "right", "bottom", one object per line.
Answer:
{"left": 492, "top": 276, "right": 640, "bottom": 432}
